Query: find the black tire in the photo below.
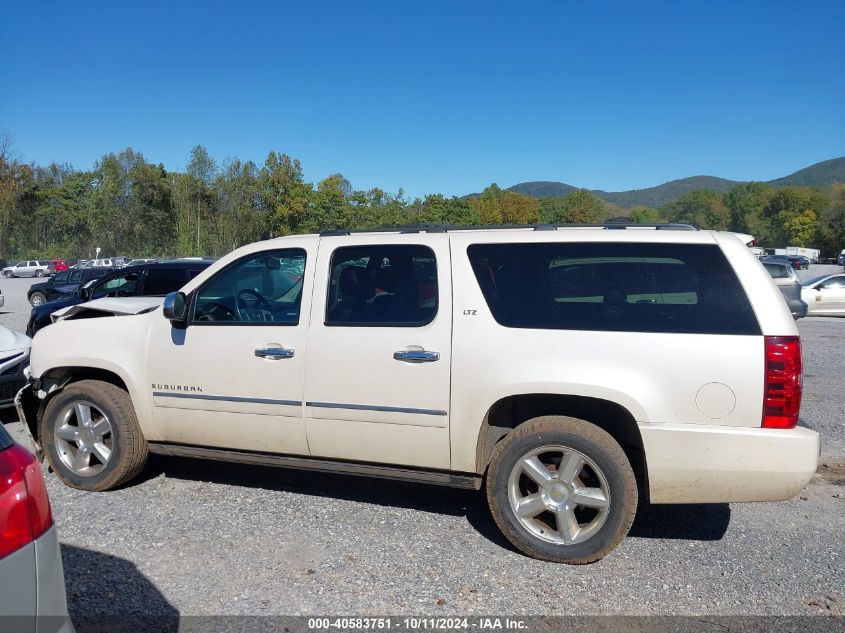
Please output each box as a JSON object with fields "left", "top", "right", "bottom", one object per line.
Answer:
{"left": 40, "top": 380, "right": 148, "bottom": 491}
{"left": 29, "top": 291, "right": 46, "bottom": 307}
{"left": 35, "top": 269, "right": 44, "bottom": 277}
{"left": 486, "top": 415, "right": 637, "bottom": 564}
{"left": 3, "top": 270, "right": 12, "bottom": 278}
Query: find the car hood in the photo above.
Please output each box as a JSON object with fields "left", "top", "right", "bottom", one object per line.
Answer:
{"left": 0, "top": 326, "right": 31, "bottom": 353}
{"left": 52, "top": 296, "right": 165, "bottom": 322}
{"left": 32, "top": 295, "right": 81, "bottom": 319}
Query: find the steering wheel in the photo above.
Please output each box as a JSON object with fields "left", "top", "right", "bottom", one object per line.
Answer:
{"left": 197, "top": 303, "right": 236, "bottom": 321}
{"left": 236, "top": 288, "right": 273, "bottom": 321}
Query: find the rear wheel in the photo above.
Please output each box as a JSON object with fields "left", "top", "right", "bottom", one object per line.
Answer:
{"left": 29, "top": 291, "right": 46, "bottom": 307}
{"left": 486, "top": 415, "right": 637, "bottom": 564}
{"left": 35, "top": 269, "right": 44, "bottom": 277}
{"left": 40, "top": 380, "right": 148, "bottom": 491}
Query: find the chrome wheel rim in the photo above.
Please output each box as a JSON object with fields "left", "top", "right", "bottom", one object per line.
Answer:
{"left": 54, "top": 401, "right": 114, "bottom": 477}
{"left": 31, "top": 295, "right": 43, "bottom": 306}
{"left": 507, "top": 445, "right": 611, "bottom": 545}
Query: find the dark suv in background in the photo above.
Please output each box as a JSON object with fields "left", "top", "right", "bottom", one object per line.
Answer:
{"left": 27, "top": 266, "right": 115, "bottom": 307}
{"left": 27, "top": 259, "right": 213, "bottom": 336}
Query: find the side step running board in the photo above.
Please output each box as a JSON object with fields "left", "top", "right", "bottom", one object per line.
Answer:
{"left": 148, "top": 442, "right": 481, "bottom": 490}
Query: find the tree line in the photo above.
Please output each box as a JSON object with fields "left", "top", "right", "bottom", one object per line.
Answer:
{"left": 1, "top": 140, "right": 843, "bottom": 259}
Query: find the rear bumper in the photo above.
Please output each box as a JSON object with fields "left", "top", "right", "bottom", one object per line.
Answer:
{"left": 641, "top": 423, "right": 819, "bottom": 504}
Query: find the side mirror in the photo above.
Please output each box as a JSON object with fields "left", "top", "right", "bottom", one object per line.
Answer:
{"left": 163, "top": 292, "right": 188, "bottom": 322}
{"left": 81, "top": 282, "right": 95, "bottom": 302}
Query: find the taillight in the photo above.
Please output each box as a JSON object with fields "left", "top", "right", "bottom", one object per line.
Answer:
{"left": 0, "top": 444, "right": 53, "bottom": 559}
{"left": 762, "top": 336, "right": 802, "bottom": 429}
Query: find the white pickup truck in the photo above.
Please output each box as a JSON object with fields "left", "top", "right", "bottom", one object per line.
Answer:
{"left": 17, "top": 223, "right": 819, "bottom": 563}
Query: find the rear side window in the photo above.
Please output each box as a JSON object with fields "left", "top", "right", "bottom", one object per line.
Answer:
{"left": 143, "top": 268, "right": 188, "bottom": 295}
{"left": 763, "top": 263, "right": 790, "bottom": 279}
{"left": 467, "top": 242, "right": 760, "bottom": 335}
{"left": 325, "top": 245, "right": 438, "bottom": 326}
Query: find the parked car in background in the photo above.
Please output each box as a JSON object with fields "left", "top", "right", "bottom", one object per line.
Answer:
{"left": 0, "top": 424, "right": 75, "bottom": 632}
{"left": 48, "top": 259, "right": 70, "bottom": 274}
{"left": 0, "top": 289, "right": 4, "bottom": 309}
{"left": 838, "top": 249, "right": 845, "bottom": 267}
{"left": 27, "top": 259, "right": 214, "bottom": 336}
{"left": 801, "top": 273, "right": 845, "bottom": 317}
{"left": 761, "top": 255, "right": 802, "bottom": 270}
{"left": 792, "top": 255, "right": 810, "bottom": 270}
{"left": 762, "top": 261, "right": 807, "bottom": 319}
{"left": 0, "top": 326, "right": 30, "bottom": 406}
{"left": 2, "top": 260, "right": 50, "bottom": 278}
{"left": 125, "top": 258, "right": 158, "bottom": 267}
{"left": 28, "top": 267, "right": 116, "bottom": 307}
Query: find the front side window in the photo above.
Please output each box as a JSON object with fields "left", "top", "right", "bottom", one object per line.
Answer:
{"left": 325, "top": 245, "right": 438, "bottom": 326}
{"left": 53, "top": 272, "right": 69, "bottom": 284}
{"left": 193, "top": 249, "right": 306, "bottom": 324}
{"left": 468, "top": 242, "right": 760, "bottom": 335}
{"left": 68, "top": 270, "right": 83, "bottom": 283}
{"left": 93, "top": 272, "right": 140, "bottom": 299}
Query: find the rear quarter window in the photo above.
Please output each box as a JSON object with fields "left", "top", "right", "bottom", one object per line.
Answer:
{"left": 467, "top": 242, "right": 760, "bottom": 335}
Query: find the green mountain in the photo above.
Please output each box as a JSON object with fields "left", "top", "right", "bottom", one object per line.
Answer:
{"left": 496, "top": 157, "right": 845, "bottom": 208}
{"left": 767, "top": 157, "right": 845, "bottom": 188}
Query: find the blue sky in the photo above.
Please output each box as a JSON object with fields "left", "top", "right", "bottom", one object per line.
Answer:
{"left": 2, "top": 1, "right": 843, "bottom": 198}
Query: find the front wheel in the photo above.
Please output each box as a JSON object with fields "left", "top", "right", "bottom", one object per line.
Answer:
{"left": 40, "top": 380, "right": 149, "bottom": 491}
{"left": 3, "top": 270, "right": 12, "bottom": 278}
{"left": 486, "top": 415, "right": 637, "bottom": 564}
{"left": 30, "top": 291, "right": 46, "bottom": 307}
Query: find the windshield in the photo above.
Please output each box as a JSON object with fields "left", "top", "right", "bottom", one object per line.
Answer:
{"left": 802, "top": 275, "right": 828, "bottom": 287}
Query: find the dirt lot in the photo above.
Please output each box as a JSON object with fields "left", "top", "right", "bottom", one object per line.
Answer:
{"left": 1, "top": 269, "right": 842, "bottom": 620}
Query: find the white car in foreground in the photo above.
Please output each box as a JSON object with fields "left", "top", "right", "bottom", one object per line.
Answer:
{"left": 0, "top": 326, "right": 31, "bottom": 407}
{"left": 17, "top": 223, "right": 819, "bottom": 564}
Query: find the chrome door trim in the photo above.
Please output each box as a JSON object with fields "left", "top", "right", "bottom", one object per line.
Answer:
{"left": 305, "top": 401, "right": 447, "bottom": 416}
{"left": 153, "top": 392, "right": 301, "bottom": 407}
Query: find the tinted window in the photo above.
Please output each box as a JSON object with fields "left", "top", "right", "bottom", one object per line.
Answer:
{"left": 193, "top": 249, "right": 305, "bottom": 324}
{"left": 143, "top": 268, "right": 187, "bottom": 296}
{"left": 325, "top": 245, "right": 437, "bottom": 326}
{"left": 763, "top": 263, "right": 790, "bottom": 279}
{"left": 53, "top": 271, "right": 69, "bottom": 284}
{"left": 68, "top": 270, "right": 84, "bottom": 283}
{"left": 467, "top": 242, "right": 760, "bottom": 335}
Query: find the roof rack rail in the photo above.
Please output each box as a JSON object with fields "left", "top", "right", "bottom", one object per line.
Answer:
{"left": 318, "top": 221, "right": 699, "bottom": 236}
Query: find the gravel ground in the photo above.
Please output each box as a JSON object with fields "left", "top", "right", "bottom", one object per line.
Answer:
{"left": 0, "top": 267, "right": 842, "bottom": 620}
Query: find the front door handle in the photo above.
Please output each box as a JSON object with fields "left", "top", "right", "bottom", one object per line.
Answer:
{"left": 393, "top": 350, "right": 440, "bottom": 363}
{"left": 255, "top": 346, "right": 295, "bottom": 360}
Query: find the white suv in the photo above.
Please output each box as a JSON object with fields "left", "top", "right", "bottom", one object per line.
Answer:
{"left": 17, "top": 224, "right": 819, "bottom": 563}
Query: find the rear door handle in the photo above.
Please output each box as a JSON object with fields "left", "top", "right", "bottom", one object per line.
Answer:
{"left": 255, "top": 347, "right": 295, "bottom": 360}
{"left": 393, "top": 350, "right": 440, "bottom": 363}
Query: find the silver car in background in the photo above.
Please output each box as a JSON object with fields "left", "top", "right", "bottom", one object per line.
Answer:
{"left": 2, "top": 261, "right": 51, "bottom": 278}
{"left": 762, "top": 260, "right": 807, "bottom": 319}
{"left": 0, "top": 423, "right": 75, "bottom": 632}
